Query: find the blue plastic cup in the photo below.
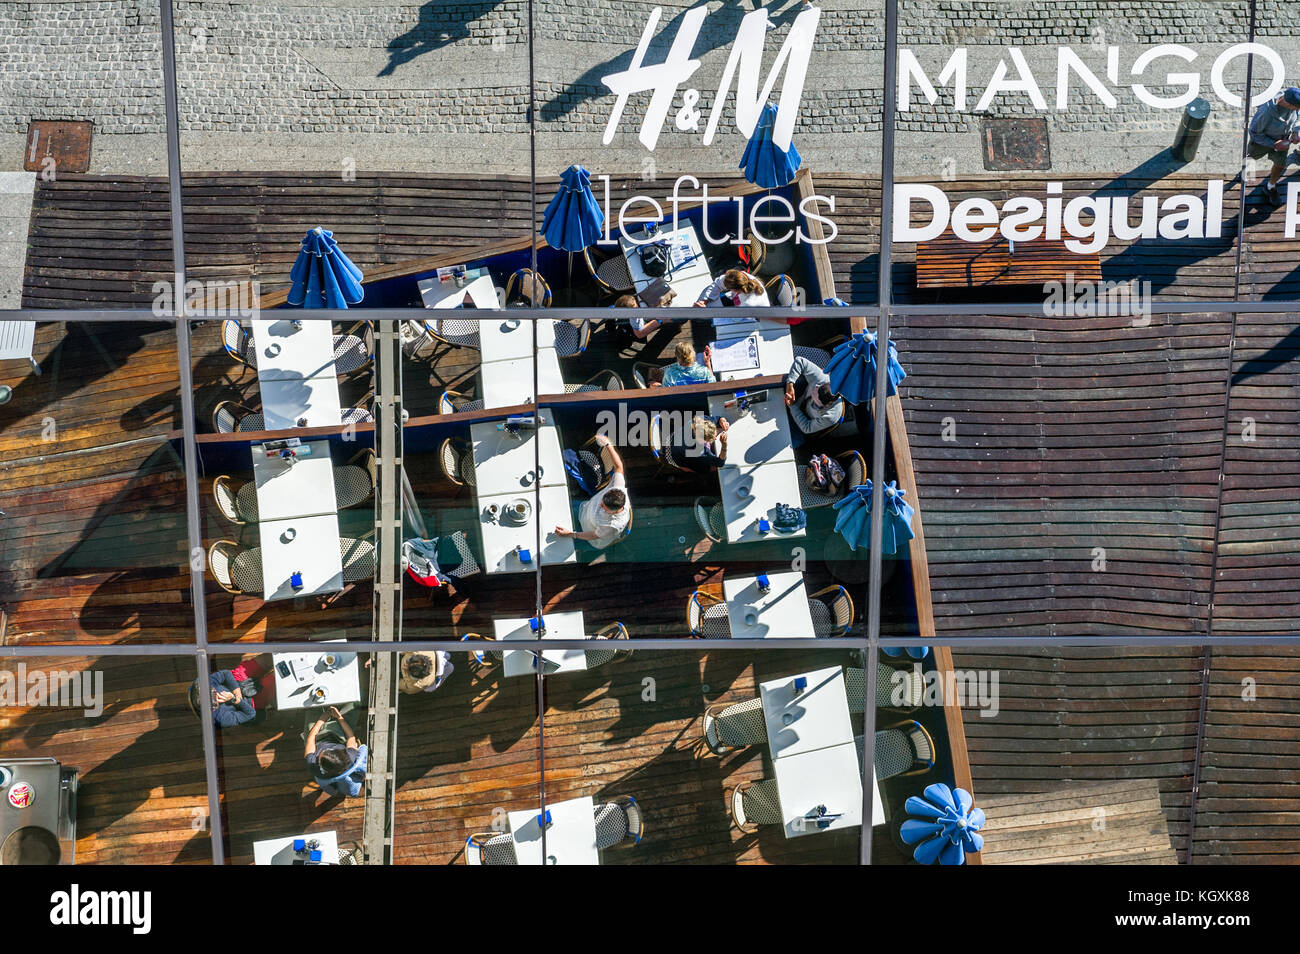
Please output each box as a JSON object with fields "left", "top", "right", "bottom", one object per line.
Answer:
{"left": 756, "top": 572, "right": 770, "bottom": 590}
{"left": 529, "top": 616, "right": 543, "bottom": 633}
{"left": 538, "top": 809, "right": 553, "bottom": 828}
{"left": 293, "top": 838, "right": 306, "bottom": 852}
{"left": 309, "top": 849, "right": 322, "bottom": 863}
{"left": 758, "top": 518, "right": 771, "bottom": 534}
{"left": 290, "top": 571, "right": 304, "bottom": 590}
{"left": 519, "top": 547, "right": 533, "bottom": 564}
{"left": 794, "top": 676, "right": 808, "bottom": 692}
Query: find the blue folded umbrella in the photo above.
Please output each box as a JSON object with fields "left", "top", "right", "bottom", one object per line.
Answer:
{"left": 739, "top": 102, "right": 802, "bottom": 189}
{"left": 831, "top": 480, "right": 915, "bottom": 554}
{"left": 823, "top": 331, "right": 906, "bottom": 406}
{"left": 541, "top": 165, "right": 605, "bottom": 253}
{"left": 287, "top": 227, "right": 364, "bottom": 309}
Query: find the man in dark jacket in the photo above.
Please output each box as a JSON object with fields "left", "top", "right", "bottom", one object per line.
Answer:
{"left": 197, "top": 670, "right": 258, "bottom": 728}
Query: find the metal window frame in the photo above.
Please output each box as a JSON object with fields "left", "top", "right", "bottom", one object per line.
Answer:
{"left": 1, "top": 0, "right": 1286, "bottom": 868}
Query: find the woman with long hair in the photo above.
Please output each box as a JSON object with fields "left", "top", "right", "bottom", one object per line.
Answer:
{"left": 694, "top": 268, "right": 770, "bottom": 307}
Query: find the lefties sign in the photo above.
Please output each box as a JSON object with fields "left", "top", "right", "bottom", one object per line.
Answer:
{"left": 894, "top": 181, "right": 1227, "bottom": 253}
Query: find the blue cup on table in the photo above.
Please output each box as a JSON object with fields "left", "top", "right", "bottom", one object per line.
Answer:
{"left": 538, "top": 809, "right": 553, "bottom": 829}
{"left": 309, "top": 849, "right": 323, "bottom": 863}
{"left": 758, "top": 518, "right": 771, "bottom": 534}
{"left": 793, "top": 676, "right": 808, "bottom": 694}
{"left": 517, "top": 545, "right": 532, "bottom": 564}
{"left": 290, "top": 570, "right": 304, "bottom": 591}
{"left": 756, "top": 572, "right": 770, "bottom": 592}
{"left": 293, "top": 838, "right": 306, "bottom": 853}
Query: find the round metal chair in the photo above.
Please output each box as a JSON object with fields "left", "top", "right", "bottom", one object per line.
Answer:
{"left": 702, "top": 696, "right": 767, "bottom": 755}
{"left": 594, "top": 795, "right": 643, "bottom": 849}
{"left": 334, "top": 458, "right": 376, "bottom": 510}
{"left": 465, "top": 831, "right": 517, "bottom": 865}
{"left": 439, "top": 437, "right": 476, "bottom": 489}
{"left": 730, "top": 779, "right": 782, "bottom": 833}
{"left": 687, "top": 590, "right": 731, "bottom": 636}
{"left": 693, "top": 496, "right": 726, "bottom": 543}
{"left": 229, "top": 546, "right": 263, "bottom": 595}
{"left": 438, "top": 388, "right": 484, "bottom": 414}
{"left": 808, "top": 584, "right": 854, "bottom": 637}
{"left": 340, "top": 535, "right": 376, "bottom": 583}
{"left": 332, "top": 329, "right": 372, "bottom": 374}
{"left": 799, "top": 450, "right": 864, "bottom": 510}
{"left": 212, "top": 400, "right": 264, "bottom": 434}
{"left": 553, "top": 319, "right": 591, "bottom": 357}
{"left": 428, "top": 318, "right": 482, "bottom": 350}
{"left": 564, "top": 369, "right": 623, "bottom": 394}
{"left": 584, "top": 622, "right": 631, "bottom": 668}
{"left": 208, "top": 540, "right": 244, "bottom": 594}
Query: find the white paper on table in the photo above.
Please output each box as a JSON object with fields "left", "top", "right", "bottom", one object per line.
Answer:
{"left": 710, "top": 333, "right": 761, "bottom": 374}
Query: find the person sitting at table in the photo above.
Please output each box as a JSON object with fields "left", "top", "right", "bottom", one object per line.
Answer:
{"left": 614, "top": 293, "right": 677, "bottom": 339}
{"left": 693, "top": 269, "right": 769, "bottom": 308}
{"left": 652, "top": 341, "right": 715, "bottom": 388}
{"left": 398, "top": 652, "right": 454, "bottom": 694}
{"left": 306, "top": 706, "right": 368, "bottom": 798}
{"left": 191, "top": 669, "right": 258, "bottom": 728}
{"left": 668, "top": 414, "right": 729, "bottom": 476}
{"left": 784, "top": 355, "right": 844, "bottom": 447}
{"left": 554, "top": 434, "right": 631, "bottom": 549}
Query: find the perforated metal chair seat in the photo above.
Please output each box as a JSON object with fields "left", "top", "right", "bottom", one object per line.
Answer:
{"left": 554, "top": 320, "right": 588, "bottom": 357}
{"left": 846, "top": 667, "right": 866, "bottom": 714}
{"left": 594, "top": 802, "right": 631, "bottom": 849}
{"left": 809, "top": 599, "right": 834, "bottom": 638}
{"left": 596, "top": 254, "right": 634, "bottom": 291}
{"left": 575, "top": 449, "right": 607, "bottom": 490}
{"left": 874, "top": 728, "right": 915, "bottom": 781}
{"left": 340, "top": 536, "right": 376, "bottom": 583}
{"left": 333, "top": 465, "right": 374, "bottom": 509}
{"left": 432, "top": 319, "right": 481, "bottom": 349}
{"left": 332, "top": 333, "right": 371, "bottom": 373}
{"left": 230, "top": 548, "right": 263, "bottom": 595}
{"left": 734, "top": 779, "right": 783, "bottom": 828}
{"left": 793, "top": 345, "right": 833, "bottom": 369}
{"left": 705, "top": 697, "right": 767, "bottom": 751}
{"left": 878, "top": 663, "right": 923, "bottom": 709}
{"left": 340, "top": 406, "right": 374, "bottom": 425}
{"left": 233, "top": 482, "right": 260, "bottom": 522}
{"left": 696, "top": 601, "right": 731, "bottom": 637}
{"left": 443, "top": 531, "right": 482, "bottom": 580}
{"left": 693, "top": 497, "right": 726, "bottom": 543}
{"left": 236, "top": 413, "right": 265, "bottom": 432}
{"left": 480, "top": 832, "right": 518, "bottom": 865}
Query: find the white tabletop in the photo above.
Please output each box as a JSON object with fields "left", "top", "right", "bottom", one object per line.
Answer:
{"left": 251, "top": 440, "right": 338, "bottom": 520}
{"left": 716, "top": 321, "right": 794, "bottom": 382}
{"left": 477, "top": 484, "right": 576, "bottom": 574}
{"left": 0, "top": 320, "right": 35, "bottom": 361}
{"left": 707, "top": 392, "right": 795, "bottom": 466}
{"left": 494, "top": 611, "right": 587, "bottom": 677}
{"left": 716, "top": 461, "right": 806, "bottom": 544}
{"left": 620, "top": 223, "right": 712, "bottom": 307}
{"left": 257, "top": 514, "right": 344, "bottom": 600}
{"left": 723, "top": 571, "right": 816, "bottom": 639}
{"left": 480, "top": 349, "right": 565, "bottom": 408}
{"left": 253, "top": 830, "right": 340, "bottom": 865}
{"left": 760, "top": 666, "right": 855, "bottom": 759}
{"left": 470, "top": 421, "right": 565, "bottom": 497}
{"left": 419, "top": 273, "right": 501, "bottom": 310}
{"left": 251, "top": 318, "right": 337, "bottom": 381}
{"left": 479, "top": 316, "right": 557, "bottom": 362}
{"left": 272, "top": 645, "right": 362, "bottom": 710}
{"left": 508, "top": 795, "right": 600, "bottom": 865}
{"left": 257, "top": 375, "right": 343, "bottom": 431}
{"left": 772, "top": 745, "right": 865, "bottom": 839}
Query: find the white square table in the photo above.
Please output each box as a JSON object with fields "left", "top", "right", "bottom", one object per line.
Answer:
{"left": 620, "top": 223, "right": 713, "bottom": 306}
{"left": 478, "top": 316, "right": 557, "bottom": 362}
{"left": 272, "top": 644, "right": 362, "bottom": 710}
{"left": 480, "top": 350, "right": 565, "bottom": 408}
{"left": 707, "top": 392, "right": 796, "bottom": 467}
{"left": 258, "top": 376, "right": 344, "bottom": 431}
{"left": 760, "top": 666, "right": 854, "bottom": 759}
{"left": 251, "top": 318, "right": 336, "bottom": 380}
{"left": 477, "top": 484, "right": 576, "bottom": 574}
{"left": 419, "top": 272, "right": 501, "bottom": 310}
{"left": 716, "top": 461, "right": 806, "bottom": 545}
{"left": 772, "top": 745, "right": 866, "bottom": 839}
{"left": 715, "top": 321, "right": 794, "bottom": 382}
{"left": 258, "top": 514, "right": 344, "bottom": 600}
{"left": 251, "top": 440, "right": 338, "bottom": 520}
{"left": 494, "top": 611, "right": 587, "bottom": 677}
{"left": 723, "top": 571, "right": 816, "bottom": 639}
{"left": 508, "top": 795, "right": 600, "bottom": 865}
{"left": 470, "top": 421, "right": 565, "bottom": 497}
{"left": 253, "top": 830, "right": 340, "bottom": 865}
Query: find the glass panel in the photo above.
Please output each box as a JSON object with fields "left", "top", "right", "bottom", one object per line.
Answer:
{"left": 0, "top": 1, "right": 173, "bottom": 312}
{"left": 893, "top": 0, "right": 1251, "bottom": 304}
{"left": 539, "top": 647, "right": 879, "bottom": 864}
{"left": 0, "top": 321, "right": 196, "bottom": 644}
{"left": 0, "top": 654, "right": 213, "bottom": 864}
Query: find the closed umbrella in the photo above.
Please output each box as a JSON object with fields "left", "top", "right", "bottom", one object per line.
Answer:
{"left": 739, "top": 102, "right": 802, "bottom": 189}
{"left": 900, "top": 783, "right": 985, "bottom": 865}
{"left": 287, "top": 227, "right": 364, "bottom": 309}
{"left": 541, "top": 165, "right": 605, "bottom": 304}
{"left": 831, "top": 480, "right": 915, "bottom": 554}
{"left": 823, "top": 331, "right": 906, "bottom": 406}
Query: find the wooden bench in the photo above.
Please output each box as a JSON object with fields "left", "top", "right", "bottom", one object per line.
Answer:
{"left": 916, "top": 227, "right": 1103, "bottom": 288}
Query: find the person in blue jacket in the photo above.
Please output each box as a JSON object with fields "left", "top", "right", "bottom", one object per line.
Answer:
{"left": 305, "top": 706, "right": 367, "bottom": 797}
{"left": 192, "top": 670, "right": 258, "bottom": 728}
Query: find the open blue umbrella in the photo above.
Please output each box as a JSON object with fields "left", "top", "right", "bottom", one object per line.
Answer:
{"left": 900, "top": 783, "right": 985, "bottom": 865}
{"left": 287, "top": 227, "right": 364, "bottom": 308}
{"left": 823, "top": 331, "right": 906, "bottom": 405}
{"left": 831, "top": 480, "right": 915, "bottom": 554}
{"left": 739, "top": 102, "right": 802, "bottom": 189}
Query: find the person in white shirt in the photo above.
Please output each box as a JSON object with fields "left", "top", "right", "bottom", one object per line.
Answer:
{"left": 694, "top": 269, "right": 769, "bottom": 308}
{"left": 554, "top": 435, "right": 631, "bottom": 548}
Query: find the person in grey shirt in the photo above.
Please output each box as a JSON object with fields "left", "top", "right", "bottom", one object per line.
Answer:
{"left": 1248, "top": 87, "right": 1300, "bottom": 204}
{"left": 783, "top": 356, "right": 844, "bottom": 447}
